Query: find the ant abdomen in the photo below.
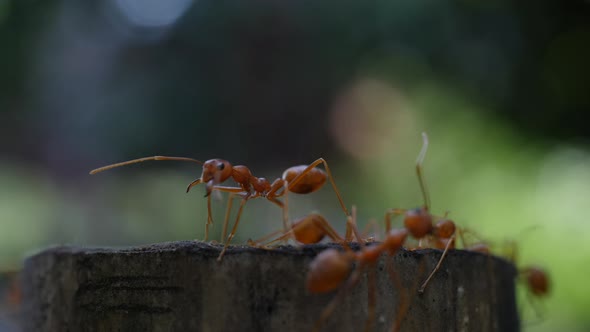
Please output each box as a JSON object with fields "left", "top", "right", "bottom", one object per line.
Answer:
{"left": 291, "top": 214, "right": 328, "bottom": 244}
{"left": 306, "top": 249, "right": 352, "bottom": 293}
{"left": 282, "top": 166, "right": 327, "bottom": 194}
{"left": 523, "top": 266, "right": 550, "bottom": 296}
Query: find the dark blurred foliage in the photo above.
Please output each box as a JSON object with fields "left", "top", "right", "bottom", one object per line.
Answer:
{"left": 1, "top": 0, "right": 589, "bottom": 174}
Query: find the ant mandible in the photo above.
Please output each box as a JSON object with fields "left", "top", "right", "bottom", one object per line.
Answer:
{"left": 90, "top": 156, "right": 350, "bottom": 259}
{"left": 383, "top": 132, "right": 459, "bottom": 293}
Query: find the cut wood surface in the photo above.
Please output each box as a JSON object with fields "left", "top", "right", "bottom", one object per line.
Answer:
{"left": 22, "top": 241, "right": 519, "bottom": 332}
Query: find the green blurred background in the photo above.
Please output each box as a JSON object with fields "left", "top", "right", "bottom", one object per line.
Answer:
{"left": 1, "top": 0, "right": 589, "bottom": 330}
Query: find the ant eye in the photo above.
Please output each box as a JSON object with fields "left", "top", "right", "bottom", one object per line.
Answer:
{"left": 217, "top": 163, "right": 225, "bottom": 170}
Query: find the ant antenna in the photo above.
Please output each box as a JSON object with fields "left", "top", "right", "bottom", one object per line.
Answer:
{"left": 415, "top": 132, "right": 431, "bottom": 211}
{"left": 89, "top": 156, "right": 203, "bottom": 175}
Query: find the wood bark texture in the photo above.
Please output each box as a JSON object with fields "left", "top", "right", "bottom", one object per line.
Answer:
{"left": 22, "top": 241, "right": 519, "bottom": 332}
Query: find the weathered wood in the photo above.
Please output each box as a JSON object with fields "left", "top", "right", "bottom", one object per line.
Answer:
{"left": 22, "top": 241, "right": 519, "bottom": 332}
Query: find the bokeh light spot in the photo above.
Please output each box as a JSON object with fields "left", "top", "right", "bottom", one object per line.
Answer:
{"left": 114, "top": 0, "right": 193, "bottom": 28}
{"left": 329, "top": 79, "right": 415, "bottom": 160}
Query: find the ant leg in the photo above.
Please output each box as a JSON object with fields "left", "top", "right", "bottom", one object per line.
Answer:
{"left": 523, "top": 290, "right": 545, "bottom": 325}
{"left": 266, "top": 179, "right": 295, "bottom": 240}
{"left": 346, "top": 206, "right": 365, "bottom": 246}
{"left": 312, "top": 267, "right": 364, "bottom": 332}
{"left": 287, "top": 158, "right": 350, "bottom": 217}
{"left": 221, "top": 193, "right": 233, "bottom": 242}
{"left": 385, "top": 214, "right": 392, "bottom": 233}
{"left": 416, "top": 132, "right": 431, "bottom": 210}
{"left": 203, "top": 185, "right": 249, "bottom": 244}
{"left": 360, "top": 218, "right": 379, "bottom": 243}
{"left": 209, "top": 185, "right": 247, "bottom": 193}
{"left": 218, "top": 190, "right": 252, "bottom": 243}
{"left": 458, "top": 227, "right": 468, "bottom": 249}
{"left": 267, "top": 197, "right": 284, "bottom": 209}
{"left": 266, "top": 195, "right": 296, "bottom": 244}
{"left": 388, "top": 258, "right": 427, "bottom": 332}
{"left": 458, "top": 227, "right": 489, "bottom": 251}
{"left": 341, "top": 214, "right": 377, "bottom": 244}
{"left": 222, "top": 193, "right": 242, "bottom": 243}
{"left": 310, "top": 216, "right": 344, "bottom": 243}
{"left": 265, "top": 179, "right": 293, "bottom": 239}
{"left": 282, "top": 180, "right": 291, "bottom": 238}
{"left": 187, "top": 183, "right": 244, "bottom": 241}
{"left": 265, "top": 178, "right": 284, "bottom": 197}
{"left": 384, "top": 208, "right": 407, "bottom": 233}
{"left": 344, "top": 205, "right": 358, "bottom": 242}
{"left": 504, "top": 239, "right": 518, "bottom": 263}
{"left": 284, "top": 182, "right": 291, "bottom": 235}
{"left": 345, "top": 222, "right": 353, "bottom": 242}
{"left": 211, "top": 186, "right": 248, "bottom": 242}
{"left": 386, "top": 259, "right": 405, "bottom": 332}
{"left": 217, "top": 195, "right": 250, "bottom": 261}
{"left": 251, "top": 231, "right": 293, "bottom": 248}
{"left": 364, "top": 265, "right": 377, "bottom": 332}
{"left": 418, "top": 233, "right": 456, "bottom": 293}
{"left": 206, "top": 195, "right": 212, "bottom": 241}
{"left": 266, "top": 179, "right": 301, "bottom": 245}
{"left": 268, "top": 180, "right": 301, "bottom": 245}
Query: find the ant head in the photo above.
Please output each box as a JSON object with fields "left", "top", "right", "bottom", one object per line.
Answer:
{"left": 523, "top": 266, "right": 550, "bottom": 297}
{"left": 306, "top": 248, "right": 352, "bottom": 293}
{"left": 434, "top": 219, "right": 456, "bottom": 239}
{"left": 201, "top": 159, "right": 232, "bottom": 188}
{"left": 384, "top": 228, "right": 408, "bottom": 254}
{"left": 403, "top": 208, "right": 433, "bottom": 239}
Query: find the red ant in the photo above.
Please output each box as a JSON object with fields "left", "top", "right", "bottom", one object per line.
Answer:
{"left": 521, "top": 266, "right": 550, "bottom": 299}
{"left": 90, "top": 156, "right": 350, "bottom": 260}
{"left": 246, "top": 185, "right": 362, "bottom": 247}
{"left": 383, "top": 133, "right": 459, "bottom": 293}
{"left": 306, "top": 206, "right": 416, "bottom": 332}
{"left": 503, "top": 238, "right": 550, "bottom": 320}
{"left": 246, "top": 212, "right": 379, "bottom": 248}
{"left": 519, "top": 266, "right": 551, "bottom": 322}
{"left": 247, "top": 213, "right": 346, "bottom": 248}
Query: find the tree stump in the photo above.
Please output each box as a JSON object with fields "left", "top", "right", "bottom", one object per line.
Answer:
{"left": 21, "top": 241, "right": 519, "bottom": 332}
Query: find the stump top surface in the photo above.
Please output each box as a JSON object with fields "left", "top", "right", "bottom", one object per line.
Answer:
{"left": 26, "top": 240, "right": 515, "bottom": 269}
